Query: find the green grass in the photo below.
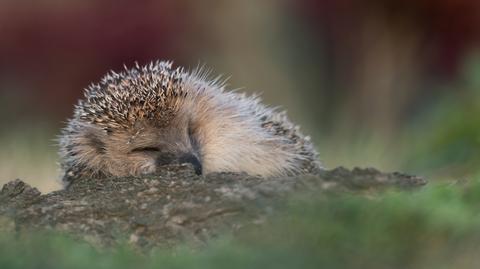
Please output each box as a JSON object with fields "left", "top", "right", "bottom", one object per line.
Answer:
{"left": 2, "top": 178, "right": 480, "bottom": 269}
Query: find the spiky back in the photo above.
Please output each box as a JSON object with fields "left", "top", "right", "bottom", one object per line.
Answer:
{"left": 75, "top": 61, "right": 186, "bottom": 131}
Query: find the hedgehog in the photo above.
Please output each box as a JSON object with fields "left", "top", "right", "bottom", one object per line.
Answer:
{"left": 58, "top": 61, "right": 321, "bottom": 185}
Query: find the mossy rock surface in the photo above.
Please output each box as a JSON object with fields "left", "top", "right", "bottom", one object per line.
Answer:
{"left": 0, "top": 165, "right": 426, "bottom": 249}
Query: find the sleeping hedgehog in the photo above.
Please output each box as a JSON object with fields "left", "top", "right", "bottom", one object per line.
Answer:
{"left": 58, "top": 61, "right": 321, "bottom": 184}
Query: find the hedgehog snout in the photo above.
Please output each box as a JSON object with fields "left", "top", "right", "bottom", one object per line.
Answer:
{"left": 178, "top": 153, "right": 202, "bottom": 175}
{"left": 155, "top": 152, "right": 202, "bottom": 175}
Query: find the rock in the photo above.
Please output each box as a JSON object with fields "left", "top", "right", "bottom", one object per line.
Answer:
{"left": 0, "top": 165, "right": 426, "bottom": 249}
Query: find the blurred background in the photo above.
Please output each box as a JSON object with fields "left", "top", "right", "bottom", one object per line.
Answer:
{"left": 0, "top": 0, "right": 479, "bottom": 192}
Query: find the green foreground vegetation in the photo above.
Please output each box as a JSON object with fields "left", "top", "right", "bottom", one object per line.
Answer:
{"left": 2, "top": 179, "right": 480, "bottom": 269}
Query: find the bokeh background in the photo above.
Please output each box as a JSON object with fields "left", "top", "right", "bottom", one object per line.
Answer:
{"left": 1, "top": 0, "right": 479, "bottom": 192}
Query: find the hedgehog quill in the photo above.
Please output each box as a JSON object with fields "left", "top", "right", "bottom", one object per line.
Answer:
{"left": 59, "top": 61, "right": 321, "bottom": 184}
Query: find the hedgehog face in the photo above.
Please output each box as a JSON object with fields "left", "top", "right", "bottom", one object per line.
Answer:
{"left": 62, "top": 114, "right": 202, "bottom": 180}
{"left": 108, "top": 119, "right": 202, "bottom": 175}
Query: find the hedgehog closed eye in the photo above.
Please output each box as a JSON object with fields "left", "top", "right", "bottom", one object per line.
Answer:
{"left": 130, "top": 147, "right": 161, "bottom": 153}
{"left": 58, "top": 60, "right": 321, "bottom": 185}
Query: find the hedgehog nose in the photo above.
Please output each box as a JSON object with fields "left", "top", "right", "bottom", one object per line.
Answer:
{"left": 178, "top": 153, "right": 202, "bottom": 175}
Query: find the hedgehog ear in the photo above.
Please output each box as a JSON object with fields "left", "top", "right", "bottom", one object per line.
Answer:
{"left": 85, "top": 131, "right": 107, "bottom": 154}
{"left": 78, "top": 125, "right": 108, "bottom": 155}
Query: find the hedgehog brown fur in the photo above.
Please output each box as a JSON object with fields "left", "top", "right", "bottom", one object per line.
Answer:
{"left": 58, "top": 61, "right": 321, "bottom": 184}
